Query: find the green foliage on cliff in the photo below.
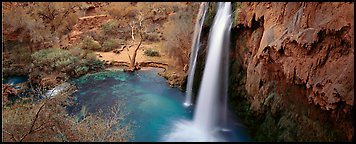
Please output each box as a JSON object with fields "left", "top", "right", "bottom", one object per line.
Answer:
{"left": 203, "top": 3, "right": 217, "bottom": 28}
{"left": 231, "top": 2, "right": 243, "bottom": 28}
{"left": 202, "top": 2, "right": 242, "bottom": 29}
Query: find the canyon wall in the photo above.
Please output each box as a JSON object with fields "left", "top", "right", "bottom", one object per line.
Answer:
{"left": 227, "top": 2, "right": 354, "bottom": 141}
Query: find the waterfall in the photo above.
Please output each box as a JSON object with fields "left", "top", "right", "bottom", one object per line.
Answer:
{"left": 184, "top": 2, "right": 208, "bottom": 107}
{"left": 193, "top": 1, "right": 231, "bottom": 132}
{"left": 164, "top": 2, "right": 232, "bottom": 142}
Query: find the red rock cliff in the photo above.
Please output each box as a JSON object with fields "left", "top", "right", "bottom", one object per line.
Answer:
{"left": 230, "top": 2, "right": 353, "bottom": 141}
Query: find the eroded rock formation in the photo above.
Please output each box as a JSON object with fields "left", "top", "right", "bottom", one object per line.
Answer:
{"left": 228, "top": 2, "right": 353, "bottom": 141}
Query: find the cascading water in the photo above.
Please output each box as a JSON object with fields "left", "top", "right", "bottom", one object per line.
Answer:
{"left": 184, "top": 2, "right": 208, "bottom": 107}
{"left": 164, "top": 2, "right": 232, "bottom": 142}
{"left": 193, "top": 1, "right": 231, "bottom": 133}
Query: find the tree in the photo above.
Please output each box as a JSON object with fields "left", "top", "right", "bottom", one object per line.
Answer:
{"left": 2, "top": 84, "right": 131, "bottom": 142}
{"left": 104, "top": 2, "right": 152, "bottom": 72}
{"left": 124, "top": 12, "right": 145, "bottom": 72}
{"left": 2, "top": 2, "right": 85, "bottom": 52}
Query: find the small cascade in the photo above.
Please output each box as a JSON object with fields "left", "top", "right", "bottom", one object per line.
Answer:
{"left": 184, "top": 2, "right": 208, "bottom": 107}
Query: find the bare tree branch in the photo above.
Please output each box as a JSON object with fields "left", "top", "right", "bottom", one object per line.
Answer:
{"left": 19, "top": 103, "right": 45, "bottom": 142}
{"left": 129, "top": 21, "right": 135, "bottom": 40}
{"left": 3, "top": 130, "right": 19, "bottom": 142}
{"left": 32, "top": 120, "right": 56, "bottom": 133}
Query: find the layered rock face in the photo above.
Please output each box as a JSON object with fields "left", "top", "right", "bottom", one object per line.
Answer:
{"left": 229, "top": 2, "right": 353, "bottom": 141}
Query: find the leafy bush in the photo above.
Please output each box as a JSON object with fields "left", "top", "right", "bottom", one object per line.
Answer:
{"left": 32, "top": 48, "right": 78, "bottom": 72}
{"left": 74, "top": 65, "right": 89, "bottom": 76}
{"left": 102, "top": 39, "right": 122, "bottom": 52}
{"left": 144, "top": 49, "right": 160, "bottom": 57}
{"left": 81, "top": 36, "right": 102, "bottom": 51}
{"left": 69, "top": 47, "right": 89, "bottom": 59}
{"left": 101, "top": 20, "right": 118, "bottom": 35}
{"left": 31, "top": 48, "right": 104, "bottom": 79}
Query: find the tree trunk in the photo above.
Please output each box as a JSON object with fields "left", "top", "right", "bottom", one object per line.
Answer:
{"left": 129, "top": 39, "right": 142, "bottom": 69}
{"left": 129, "top": 21, "right": 135, "bottom": 40}
{"left": 124, "top": 13, "right": 145, "bottom": 72}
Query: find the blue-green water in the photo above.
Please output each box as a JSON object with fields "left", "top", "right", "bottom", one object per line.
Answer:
{"left": 68, "top": 68, "right": 249, "bottom": 142}
{"left": 3, "top": 76, "right": 28, "bottom": 85}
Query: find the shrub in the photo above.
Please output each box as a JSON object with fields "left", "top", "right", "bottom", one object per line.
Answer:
{"left": 101, "top": 20, "right": 118, "bottom": 35}
{"left": 2, "top": 87, "right": 132, "bottom": 142}
{"left": 102, "top": 39, "right": 122, "bottom": 52}
{"left": 74, "top": 65, "right": 90, "bottom": 76}
{"left": 31, "top": 48, "right": 78, "bottom": 72}
{"left": 81, "top": 36, "right": 102, "bottom": 51}
{"left": 69, "top": 47, "right": 88, "bottom": 59}
{"left": 144, "top": 49, "right": 160, "bottom": 57}
{"left": 31, "top": 48, "right": 104, "bottom": 79}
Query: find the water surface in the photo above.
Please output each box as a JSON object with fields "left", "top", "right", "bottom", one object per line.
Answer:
{"left": 68, "top": 68, "right": 249, "bottom": 142}
{"left": 68, "top": 68, "right": 192, "bottom": 142}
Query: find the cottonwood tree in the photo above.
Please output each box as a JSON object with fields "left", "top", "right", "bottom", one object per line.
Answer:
{"left": 104, "top": 2, "right": 156, "bottom": 72}
{"left": 125, "top": 11, "right": 146, "bottom": 72}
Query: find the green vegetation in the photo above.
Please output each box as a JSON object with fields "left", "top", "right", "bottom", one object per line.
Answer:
{"left": 203, "top": 3, "right": 217, "bottom": 28}
{"left": 31, "top": 47, "right": 104, "bottom": 80}
{"left": 101, "top": 20, "right": 119, "bottom": 35}
{"left": 81, "top": 36, "right": 102, "bottom": 51}
{"left": 231, "top": 2, "right": 243, "bottom": 28}
{"left": 144, "top": 49, "right": 160, "bottom": 57}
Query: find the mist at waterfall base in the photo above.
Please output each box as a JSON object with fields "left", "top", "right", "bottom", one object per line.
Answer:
{"left": 164, "top": 2, "right": 250, "bottom": 142}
